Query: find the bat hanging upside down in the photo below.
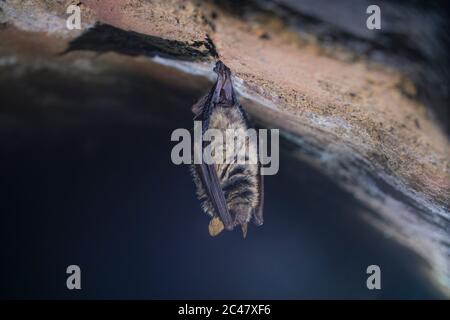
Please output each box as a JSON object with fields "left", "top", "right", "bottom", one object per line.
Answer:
{"left": 190, "top": 61, "right": 264, "bottom": 238}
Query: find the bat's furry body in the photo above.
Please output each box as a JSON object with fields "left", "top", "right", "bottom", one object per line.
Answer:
{"left": 190, "top": 61, "right": 263, "bottom": 237}
{"left": 191, "top": 107, "right": 260, "bottom": 225}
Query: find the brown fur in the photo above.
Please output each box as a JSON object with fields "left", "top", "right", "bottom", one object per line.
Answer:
{"left": 191, "top": 106, "right": 259, "bottom": 226}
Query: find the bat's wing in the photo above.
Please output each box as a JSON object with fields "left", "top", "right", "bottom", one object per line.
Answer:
{"left": 238, "top": 104, "right": 264, "bottom": 226}
{"left": 192, "top": 80, "right": 234, "bottom": 231}
{"left": 196, "top": 162, "right": 234, "bottom": 230}
{"left": 253, "top": 171, "right": 264, "bottom": 226}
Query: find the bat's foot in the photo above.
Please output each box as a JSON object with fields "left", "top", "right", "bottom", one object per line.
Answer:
{"left": 208, "top": 216, "right": 224, "bottom": 237}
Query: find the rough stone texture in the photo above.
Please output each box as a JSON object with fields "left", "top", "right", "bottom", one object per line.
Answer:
{"left": 0, "top": 0, "right": 448, "bottom": 293}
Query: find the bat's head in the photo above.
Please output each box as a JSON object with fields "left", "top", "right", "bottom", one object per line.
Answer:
{"left": 212, "top": 60, "right": 237, "bottom": 107}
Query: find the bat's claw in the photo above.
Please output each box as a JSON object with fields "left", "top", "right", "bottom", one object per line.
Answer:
{"left": 253, "top": 215, "right": 264, "bottom": 226}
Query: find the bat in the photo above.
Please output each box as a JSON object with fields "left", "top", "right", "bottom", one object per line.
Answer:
{"left": 190, "top": 61, "right": 264, "bottom": 238}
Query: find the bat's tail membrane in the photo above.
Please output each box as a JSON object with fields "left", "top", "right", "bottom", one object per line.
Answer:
{"left": 241, "top": 222, "right": 248, "bottom": 239}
